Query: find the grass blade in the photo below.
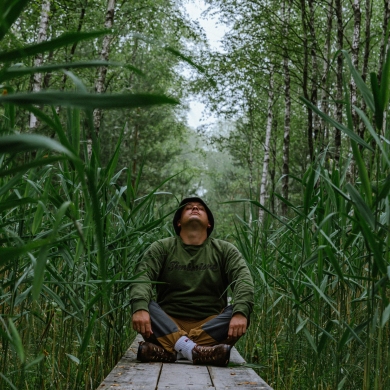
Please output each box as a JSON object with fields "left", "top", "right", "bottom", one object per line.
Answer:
{"left": 0, "top": 92, "right": 179, "bottom": 109}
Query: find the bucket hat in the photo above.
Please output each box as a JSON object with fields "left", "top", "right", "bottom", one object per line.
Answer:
{"left": 173, "top": 197, "right": 214, "bottom": 236}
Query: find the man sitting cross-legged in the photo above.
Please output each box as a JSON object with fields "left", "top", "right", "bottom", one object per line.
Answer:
{"left": 129, "top": 197, "right": 254, "bottom": 366}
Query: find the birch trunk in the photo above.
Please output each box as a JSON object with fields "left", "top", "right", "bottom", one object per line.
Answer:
{"left": 93, "top": 0, "right": 116, "bottom": 135}
{"left": 29, "top": 0, "right": 50, "bottom": 130}
{"left": 320, "top": 0, "right": 333, "bottom": 145}
{"left": 300, "top": 0, "right": 312, "bottom": 160}
{"left": 248, "top": 100, "right": 255, "bottom": 226}
{"left": 270, "top": 118, "right": 277, "bottom": 215}
{"left": 358, "top": 0, "right": 371, "bottom": 140}
{"left": 334, "top": 0, "right": 343, "bottom": 161}
{"left": 351, "top": 0, "right": 361, "bottom": 130}
{"left": 259, "top": 67, "right": 274, "bottom": 224}
{"left": 308, "top": 0, "right": 319, "bottom": 150}
{"left": 282, "top": 0, "right": 291, "bottom": 217}
{"left": 378, "top": 0, "right": 390, "bottom": 82}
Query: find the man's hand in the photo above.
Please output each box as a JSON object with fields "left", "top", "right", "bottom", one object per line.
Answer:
{"left": 227, "top": 313, "right": 247, "bottom": 340}
{"left": 132, "top": 310, "right": 153, "bottom": 339}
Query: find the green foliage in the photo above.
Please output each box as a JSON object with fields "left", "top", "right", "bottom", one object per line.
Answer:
{"left": 233, "top": 44, "right": 390, "bottom": 390}
{"left": 0, "top": 1, "right": 191, "bottom": 388}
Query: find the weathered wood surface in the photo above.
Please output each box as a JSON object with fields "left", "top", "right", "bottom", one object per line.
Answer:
{"left": 97, "top": 334, "right": 273, "bottom": 390}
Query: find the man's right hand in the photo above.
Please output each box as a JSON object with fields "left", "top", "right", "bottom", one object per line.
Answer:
{"left": 132, "top": 310, "right": 153, "bottom": 338}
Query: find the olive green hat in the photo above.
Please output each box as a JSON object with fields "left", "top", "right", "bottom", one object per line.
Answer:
{"left": 173, "top": 197, "right": 214, "bottom": 236}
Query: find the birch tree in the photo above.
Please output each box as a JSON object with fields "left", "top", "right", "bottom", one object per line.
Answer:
{"left": 351, "top": 0, "right": 361, "bottom": 130}
{"left": 29, "top": 0, "right": 50, "bottom": 130}
{"left": 308, "top": 0, "right": 319, "bottom": 147}
{"left": 358, "top": 0, "right": 371, "bottom": 140}
{"left": 259, "top": 66, "right": 274, "bottom": 224}
{"left": 282, "top": 0, "right": 292, "bottom": 216}
{"left": 300, "top": 0, "right": 312, "bottom": 160}
{"left": 93, "top": 0, "right": 116, "bottom": 135}
{"left": 319, "top": 0, "right": 333, "bottom": 145}
{"left": 334, "top": 0, "right": 343, "bottom": 160}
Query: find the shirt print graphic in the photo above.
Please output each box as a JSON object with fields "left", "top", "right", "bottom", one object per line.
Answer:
{"left": 167, "top": 260, "right": 218, "bottom": 272}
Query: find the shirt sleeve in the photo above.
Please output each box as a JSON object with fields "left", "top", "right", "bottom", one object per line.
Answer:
{"left": 129, "top": 240, "right": 167, "bottom": 314}
{"left": 224, "top": 242, "right": 254, "bottom": 319}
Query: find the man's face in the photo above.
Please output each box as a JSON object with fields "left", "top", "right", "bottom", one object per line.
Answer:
{"left": 178, "top": 202, "right": 210, "bottom": 230}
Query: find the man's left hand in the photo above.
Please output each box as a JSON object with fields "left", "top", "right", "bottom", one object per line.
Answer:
{"left": 227, "top": 313, "right": 247, "bottom": 340}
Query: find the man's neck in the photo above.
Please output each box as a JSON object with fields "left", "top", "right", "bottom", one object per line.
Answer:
{"left": 180, "top": 229, "right": 208, "bottom": 245}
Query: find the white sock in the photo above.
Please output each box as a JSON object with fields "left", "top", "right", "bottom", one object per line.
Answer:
{"left": 174, "top": 336, "right": 196, "bottom": 361}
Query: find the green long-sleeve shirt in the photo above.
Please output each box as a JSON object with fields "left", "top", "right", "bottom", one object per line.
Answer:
{"left": 130, "top": 236, "right": 254, "bottom": 319}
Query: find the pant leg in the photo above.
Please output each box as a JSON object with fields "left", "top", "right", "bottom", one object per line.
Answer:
{"left": 144, "top": 301, "right": 187, "bottom": 353}
{"left": 188, "top": 305, "right": 242, "bottom": 346}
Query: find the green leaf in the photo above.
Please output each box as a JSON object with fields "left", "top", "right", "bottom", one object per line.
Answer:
{"left": 32, "top": 200, "right": 46, "bottom": 236}
{"left": 337, "top": 376, "right": 348, "bottom": 390}
{"left": 0, "top": 373, "right": 17, "bottom": 390}
{"left": 346, "top": 183, "right": 375, "bottom": 230}
{"left": 0, "top": 31, "right": 110, "bottom": 63}
{"left": 370, "top": 72, "right": 383, "bottom": 130}
{"left": 0, "top": 91, "right": 179, "bottom": 109}
{"left": 376, "top": 175, "right": 390, "bottom": 205}
{"left": 0, "top": 134, "right": 79, "bottom": 162}
{"left": 357, "top": 216, "right": 387, "bottom": 275}
{"left": 25, "top": 354, "right": 45, "bottom": 369}
{"left": 380, "top": 47, "right": 390, "bottom": 115}
{"left": 303, "top": 273, "right": 339, "bottom": 314}
{"left": 0, "top": 155, "right": 66, "bottom": 178}
{"left": 299, "top": 96, "right": 373, "bottom": 151}
{"left": 65, "top": 353, "right": 80, "bottom": 365}
{"left": 0, "top": 61, "right": 144, "bottom": 83}
{"left": 0, "top": 239, "right": 50, "bottom": 266}
{"left": 317, "top": 320, "right": 335, "bottom": 356}
{"left": 105, "top": 125, "right": 124, "bottom": 183}
{"left": 342, "top": 50, "right": 374, "bottom": 112}
{"left": 303, "top": 166, "right": 316, "bottom": 215}
{"left": 354, "top": 105, "right": 390, "bottom": 168}
{"left": 0, "top": 0, "right": 29, "bottom": 41}
{"left": 8, "top": 319, "right": 25, "bottom": 364}
{"left": 381, "top": 303, "right": 390, "bottom": 327}
{"left": 302, "top": 327, "right": 317, "bottom": 354}
{"left": 79, "top": 311, "right": 98, "bottom": 355}
{"left": 225, "top": 199, "right": 297, "bottom": 233}
{"left": 32, "top": 202, "right": 72, "bottom": 300}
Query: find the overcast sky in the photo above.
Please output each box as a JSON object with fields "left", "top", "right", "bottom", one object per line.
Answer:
{"left": 182, "top": 1, "right": 227, "bottom": 128}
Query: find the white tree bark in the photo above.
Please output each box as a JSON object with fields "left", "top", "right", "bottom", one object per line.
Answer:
{"left": 29, "top": 0, "right": 50, "bottom": 130}
{"left": 320, "top": 0, "right": 333, "bottom": 143}
{"left": 308, "top": 0, "right": 319, "bottom": 147}
{"left": 334, "top": 0, "right": 343, "bottom": 159}
{"left": 248, "top": 98, "right": 254, "bottom": 226}
{"left": 358, "top": 0, "right": 371, "bottom": 140}
{"left": 351, "top": 0, "right": 361, "bottom": 129}
{"left": 259, "top": 66, "right": 274, "bottom": 224}
{"left": 282, "top": 0, "right": 291, "bottom": 217}
{"left": 93, "top": 0, "right": 116, "bottom": 134}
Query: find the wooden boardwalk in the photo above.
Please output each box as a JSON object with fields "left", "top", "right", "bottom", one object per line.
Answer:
{"left": 97, "top": 334, "right": 273, "bottom": 390}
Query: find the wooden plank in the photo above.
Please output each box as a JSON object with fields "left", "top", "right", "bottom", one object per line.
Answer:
{"left": 209, "top": 366, "right": 273, "bottom": 390}
{"left": 158, "top": 363, "right": 215, "bottom": 389}
{"left": 97, "top": 360, "right": 162, "bottom": 390}
{"left": 98, "top": 334, "right": 273, "bottom": 390}
{"left": 97, "top": 335, "right": 161, "bottom": 390}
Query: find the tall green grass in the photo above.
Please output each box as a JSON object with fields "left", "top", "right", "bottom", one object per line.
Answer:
{"left": 0, "top": 1, "right": 178, "bottom": 388}
{"left": 233, "top": 49, "right": 390, "bottom": 390}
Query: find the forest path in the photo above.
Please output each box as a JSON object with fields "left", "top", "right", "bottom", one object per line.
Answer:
{"left": 97, "top": 334, "right": 273, "bottom": 389}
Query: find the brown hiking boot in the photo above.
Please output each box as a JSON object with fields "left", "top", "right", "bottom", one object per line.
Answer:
{"left": 137, "top": 341, "right": 176, "bottom": 363}
{"left": 192, "top": 344, "right": 232, "bottom": 367}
